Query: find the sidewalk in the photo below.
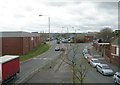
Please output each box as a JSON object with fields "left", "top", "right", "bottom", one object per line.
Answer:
{"left": 90, "top": 46, "right": 119, "bottom": 72}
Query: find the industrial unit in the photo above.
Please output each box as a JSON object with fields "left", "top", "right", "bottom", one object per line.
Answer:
{"left": 0, "top": 31, "right": 43, "bottom": 55}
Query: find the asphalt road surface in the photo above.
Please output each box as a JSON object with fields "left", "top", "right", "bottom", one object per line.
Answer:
{"left": 7, "top": 42, "right": 115, "bottom": 84}
{"left": 8, "top": 40, "right": 62, "bottom": 84}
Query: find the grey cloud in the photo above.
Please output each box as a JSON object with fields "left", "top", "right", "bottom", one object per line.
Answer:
{"left": 95, "top": 2, "right": 118, "bottom": 14}
{"left": 44, "top": 0, "right": 81, "bottom": 7}
{"left": 96, "top": 2, "right": 118, "bottom": 10}
{"left": 14, "top": 14, "right": 25, "bottom": 18}
{"left": 25, "top": 7, "right": 34, "bottom": 12}
{"left": 45, "top": 2, "right": 68, "bottom": 7}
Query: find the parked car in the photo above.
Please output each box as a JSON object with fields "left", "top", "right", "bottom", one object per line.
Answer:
{"left": 82, "top": 49, "right": 89, "bottom": 56}
{"left": 89, "top": 58, "right": 100, "bottom": 67}
{"left": 86, "top": 55, "right": 93, "bottom": 63}
{"left": 113, "top": 72, "right": 120, "bottom": 84}
{"left": 55, "top": 46, "right": 60, "bottom": 51}
{"left": 96, "top": 64, "right": 114, "bottom": 76}
{"left": 84, "top": 54, "right": 91, "bottom": 59}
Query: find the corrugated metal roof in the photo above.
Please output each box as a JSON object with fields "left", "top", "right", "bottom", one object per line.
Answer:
{"left": 0, "top": 31, "right": 41, "bottom": 37}
{"left": 0, "top": 55, "right": 19, "bottom": 64}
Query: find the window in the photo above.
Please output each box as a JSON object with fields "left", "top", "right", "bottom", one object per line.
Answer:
{"left": 116, "top": 47, "right": 119, "bottom": 56}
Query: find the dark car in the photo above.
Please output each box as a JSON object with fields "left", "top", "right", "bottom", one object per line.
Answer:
{"left": 56, "top": 40, "right": 60, "bottom": 44}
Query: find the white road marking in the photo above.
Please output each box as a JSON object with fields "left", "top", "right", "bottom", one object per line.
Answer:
{"left": 33, "top": 57, "right": 52, "bottom": 60}
{"left": 94, "top": 55, "right": 101, "bottom": 57}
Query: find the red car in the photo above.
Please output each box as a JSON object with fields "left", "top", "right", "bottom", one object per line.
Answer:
{"left": 86, "top": 55, "right": 93, "bottom": 63}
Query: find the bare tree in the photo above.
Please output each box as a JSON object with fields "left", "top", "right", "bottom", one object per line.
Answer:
{"left": 96, "top": 28, "right": 115, "bottom": 43}
{"left": 60, "top": 43, "right": 88, "bottom": 85}
{"left": 74, "top": 59, "right": 88, "bottom": 85}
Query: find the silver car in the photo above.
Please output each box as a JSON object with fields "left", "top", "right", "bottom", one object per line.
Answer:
{"left": 113, "top": 72, "right": 120, "bottom": 84}
{"left": 96, "top": 64, "right": 114, "bottom": 76}
{"left": 82, "top": 49, "right": 89, "bottom": 56}
{"left": 90, "top": 58, "right": 100, "bottom": 67}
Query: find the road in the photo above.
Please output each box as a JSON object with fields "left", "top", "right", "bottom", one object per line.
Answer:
{"left": 8, "top": 40, "right": 62, "bottom": 84}
{"left": 71, "top": 43, "right": 115, "bottom": 83}
{"left": 22, "top": 42, "right": 115, "bottom": 83}
{"left": 7, "top": 42, "right": 115, "bottom": 84}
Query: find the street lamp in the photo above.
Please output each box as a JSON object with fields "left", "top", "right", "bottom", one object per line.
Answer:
{"left": 39, "top": 15, "right": 51, "bottom": 68}
{"left": 39, "top": 15, "right": 50, "bottom": 41}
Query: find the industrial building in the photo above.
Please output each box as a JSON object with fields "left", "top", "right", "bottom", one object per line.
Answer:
{"left": 0, "top": 31, "right": 43, "bottom": 55}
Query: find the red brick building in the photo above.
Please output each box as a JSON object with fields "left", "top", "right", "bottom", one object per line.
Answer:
{"left": 84, "top": 36, "right": 93, "bottom": 42}
{"left": 110, "top": 37, "right": 120, "bottom": 65}
{"left": 0, "top": 31, "right": 43, "bottom": 55}
{"left": 93, "top": 37, "right": 120, "bottom": 65}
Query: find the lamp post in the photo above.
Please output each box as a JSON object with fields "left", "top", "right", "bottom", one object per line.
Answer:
{"left": 39, "top": 15, "right": 50, "bottom": 42}
{"left": 39, "top": 15, "right": 51, "bottom": 68}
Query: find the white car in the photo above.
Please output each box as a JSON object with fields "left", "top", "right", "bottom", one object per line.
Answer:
{"left": 90, "top": 58, "right": 100, "bottom": 67}
{"left": 113, "top": 72, "right": 120, "bottom": 84}
{"left": 84, "top": 54, "right": 90, "bottom": 59}
{"left": 96, "top": 64, "right": 114, "bottom": 76}
{"left": 55, "top": 46, "right": 60, "bottom": 51}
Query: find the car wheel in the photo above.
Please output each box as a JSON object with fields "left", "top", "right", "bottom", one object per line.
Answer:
{"left": 102, "top": 71, "right": 104, "bottom": 75}
{"left": 96, "top": 68, "right": 98, "bottom": 72}
{"left": 114, "top": 79, "right": 117, "bottom": 84}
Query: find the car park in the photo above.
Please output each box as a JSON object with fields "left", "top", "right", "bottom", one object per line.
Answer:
{"left": 90, "top": 58, "right": 100, "bottom": 67}
{"left": 96, "top": 63, "right": 114, "bottom": 76}
{"left": 113, "top": 72, "right": 120, "bottom": 84}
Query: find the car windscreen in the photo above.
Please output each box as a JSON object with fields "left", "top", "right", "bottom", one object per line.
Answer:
{"left": 102, "top": 65, "right": 110, "bottom": 69}
{"left": 93, "top": 60, "right": 99, "bottom": 63}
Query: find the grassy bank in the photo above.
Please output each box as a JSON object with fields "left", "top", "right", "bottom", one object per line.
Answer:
{"left": 20, "top": 43, "right": 50, "bottom": 61}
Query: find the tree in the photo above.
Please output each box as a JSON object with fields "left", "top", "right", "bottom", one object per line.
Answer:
{"left": 60, "top": 43, "right": 88, "bottom": 85}
{"left": 96, "top": 28, "right": 115, "bottom": 43}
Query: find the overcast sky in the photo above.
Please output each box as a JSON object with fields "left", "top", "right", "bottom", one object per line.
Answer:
{"left": 0, "top": 0, "right": 119, "bottom": 33}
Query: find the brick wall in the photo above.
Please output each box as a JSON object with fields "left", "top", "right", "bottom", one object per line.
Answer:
{"left": 2, "top": 37, "right": 23, "bottom": 55}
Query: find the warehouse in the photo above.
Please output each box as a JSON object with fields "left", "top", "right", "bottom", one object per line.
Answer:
{"left": 0, "top": 31, "right": 43, "bottom": 55}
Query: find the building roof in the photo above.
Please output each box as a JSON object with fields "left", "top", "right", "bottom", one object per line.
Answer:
{"left": 111, "top": 37, "right": 119, "bottom": 46}
{"left": 0, "top": 31, "right": 41, "bottom": 37}
{"left": 98, "top": 43, "right": 110, "bottom": 45}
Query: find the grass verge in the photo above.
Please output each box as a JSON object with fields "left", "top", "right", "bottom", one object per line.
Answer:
{"left": 20, "top": 43, "right": 50, "bottom": 61}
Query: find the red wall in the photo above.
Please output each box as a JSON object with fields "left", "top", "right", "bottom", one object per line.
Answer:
{"left": 2, "top": 37, "right": 23, "bottom": 55}
{"left": 111, "top": 46, "right": 116, "bottom": 54}
{"left": 2, "top": 36, "right": 43, "bottom": 55}
{"left": 22, "top": 37, "right": 29, "bottom": 55}
{"left": 0, "top": 37, "right": 2, "bottom": 56}
{"left": 85, "top": 36, "right": 93, "bottom": 42}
